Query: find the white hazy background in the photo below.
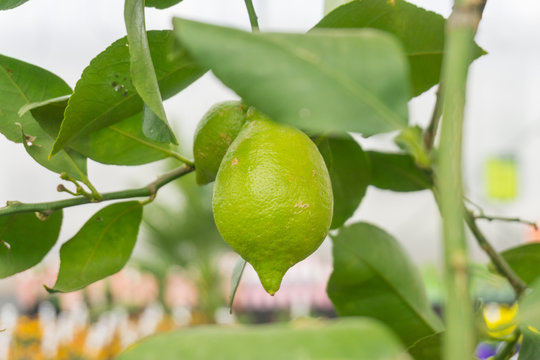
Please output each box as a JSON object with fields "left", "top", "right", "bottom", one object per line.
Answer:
{"left": 1, "top": 0, "right": 540, "bottom": 266}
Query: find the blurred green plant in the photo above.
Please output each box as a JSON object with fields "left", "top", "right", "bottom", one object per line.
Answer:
{"left": 135, "top": 167, "right": 227, "bottom": 322}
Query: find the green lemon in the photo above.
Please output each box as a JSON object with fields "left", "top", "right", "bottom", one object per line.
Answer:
{"left": 193, "top": 101, "right": 249, "bottom": 185}
{"left": 212, "top": 117, "right": 333, "bottom": 295}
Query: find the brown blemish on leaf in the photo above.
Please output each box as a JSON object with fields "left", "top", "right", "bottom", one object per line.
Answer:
{"left": 231, "top": 158, "right": 239, "bottom": 166}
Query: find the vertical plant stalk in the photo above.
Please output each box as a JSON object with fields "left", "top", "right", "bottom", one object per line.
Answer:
{"left": 438, "top": 1, "right": 486, "bottom": 359}
{"left": 243, "top": 0, "right": 259, "bottom": 31}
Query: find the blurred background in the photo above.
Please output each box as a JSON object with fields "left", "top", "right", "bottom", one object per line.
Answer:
{"left": 1, "top": 0, "right": 539, "bottom": 358}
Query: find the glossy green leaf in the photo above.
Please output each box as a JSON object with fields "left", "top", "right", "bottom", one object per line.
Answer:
{"left": 125, "top": 0, "right": 176, "bottom": 144}
{"left": 0, "top": 54, "right": 70, "bottom": 142}
{"left": 19, "top": 124, "right": 88, "bottom": 180}
{"left": 228, "top": 257, "right": 247, "bottom": 312}
{"left": 72, "top": 113, "right": 171, "bottom": 165}
{"left": 117, "top": 318, "right": 410, "bottom": 360}
{"left": 50, "top": 202, "right": 143, "bottom": 292}
{"left": 327, "top": 222, "right": 443, "bottom": 351}
{"left": 317, "top": 134, "right": 370, "bottom": 229}
{"left": 145, "top": 0, "right": 182, "bottom": 9}
{"left": 406, "top": 333, "right": 442, "bottom": 360}
{"left": 519, "top": 278, "right": 540, "bottom": 331}
{"left": 314, "top": 0, "right": 484, "bottom": 96}
{"left": 518, "top": 326, "right": 540, "bottom": 360}
{"left": 0, "top": 0, "right": 30, "bottom": 10}
{"left": 141, "top": 104, "right": 175, "bottom": 143}
{"left": 173, "top": 18, "right": 410, "bottom": 136}
{"left": 51, "top": 30, "right": 206, "bottom": 156}
{"left": 499, "top": 244, "right": 540, "bottom": 285}
{"left": 0, "top": 55, "right": 88, "bottom": 180}
{"left": 0, "top": 211, "right": 62, "bottom": 278}
{"left": 24, "top": 97, "right": 171, "bottom": 166}
{"left": 367, "top": 151, "right": 433, "bottom": 192}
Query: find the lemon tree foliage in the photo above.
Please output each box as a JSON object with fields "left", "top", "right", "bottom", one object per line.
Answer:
{"left": 0, "top": 211, "right": 62, "bottom": 278}
{"left": 0, "top": 0, "right": 29, "bottom": 10}
{"left": 0, "top": 55, "right": 88, "bottom": 180}
{"left": 125, "top": 0, "right": 177, "bottom": 144}
{"left": 499, "top": 244, "right": 540, "bottom": 285}
{"left": 50, "top": 30, "right": 205, "bottom": 156}
{"left": 327, "top": 222, "right": 444, "bottom": 356}
{"left": 0, "top": 0, "right": 531, "bottom": 359}
{"left": 173, "top": 18, "right": 411, "bottom": 136}
{"left": 117, "top": 319, "right": 409, "bottom": 360}
{"left": 314, "top": 0, "right": 485, "bottom": 97}
{"left": 50, "top": 202, "right": 143, "bottom": 293}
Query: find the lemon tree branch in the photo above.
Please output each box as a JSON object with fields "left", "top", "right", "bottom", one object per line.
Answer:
{"left": 0, "top": 164, "right": 194, "bottom": 217}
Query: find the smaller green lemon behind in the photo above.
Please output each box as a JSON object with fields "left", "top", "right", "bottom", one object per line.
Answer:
{"left": 213, "top": 117, "right": 333, "bottom": 295}
{"left": 193, "top": 101, "right": 249, "bottom": 185}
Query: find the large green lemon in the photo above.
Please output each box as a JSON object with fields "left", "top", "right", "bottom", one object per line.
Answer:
{"left": 212, "top": 117, "right": 333, "bottom": 295}
{"left": 193, "top": 101, "right": 249, "bottom": 185}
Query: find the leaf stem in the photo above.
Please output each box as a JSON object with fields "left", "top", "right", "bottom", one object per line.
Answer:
{"left": 243, "top": 0, "right": 259, "bottom": 31}
{"left": 492, "top": 329, "right": 520, "bottom": 360}
{"left": 464, "top": 210, "right": 528, "bottom": 298}
{"left": 0, "top": 165, "right": 194, "bottom": 217}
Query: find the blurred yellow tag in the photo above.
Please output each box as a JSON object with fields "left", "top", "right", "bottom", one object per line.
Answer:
{"left": 485, "top": 156, "right": 518, "bottom": 201}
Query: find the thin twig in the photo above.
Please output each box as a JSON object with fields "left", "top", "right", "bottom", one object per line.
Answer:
{"left": 464, "top": 210, "right": 528, "bottom": 298}
{"left": 475, "top": 214, "right": 538, "bottom": 229}
{"left": 243, "top": 0, "right": 259, "bottom": 31}
{"left": 0, "top": 165, "right": 194, "bottom": 217}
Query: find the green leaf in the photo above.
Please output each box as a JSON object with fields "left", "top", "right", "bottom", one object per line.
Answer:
{"left": 141, "top": 104, "right": 175, "bottom": 143}
{"left": 24, "top": 97, "right": 171, "bottom": 166}
{"left": 228, "top": 257, "right": 246, "bottom": 312}
{"left": 50, "top": 202, "right": 143, "bottom": 292}
{"left": 18, "top": 123, "right": 88, "bottom": 180}
{"left": 0, "top": 211, "right": 62, "bottom": 278}
{"left": 499, "top": 244, "right": 540, "bottom": 285}
{"left": 518, "top": 327, "right": 540, "bottom": 360}
{"left": 117, "top": 318, "right": 410, "bottom": 360}
{"left": 0, "top": 0, "right": 29, "bottom": 10}
{"left": 145, "top": 0, "right": 182, "bottom": 9}
{"left": 0, "top": 55, "right": 88, "bottom": 180}
{"left": 519, "top": 278, "right": 540, "bottom": 331}
{"left": 173, "top": 18, "right": 410, "bottom": 136}
{"left": 367, "top": 151, "right": 433, "bottom": 192}
{"left": 317, "top": 134, "right": 370, "bottom": 229}
{"left": 327, "top": 222, "right": 443, "bottom": 351}
{"left": 314, "top": 0, "right": 485, "bottom": 96}
{"left": 0, "top": 54, "right": 71, "bottom": 143}
{"left": 406, "top": 333, "right": 442, "bottom": 360}
{"left": 124, "top": 0, "right": 176, "bottom": 144}
{"left": 18, "top": 95, "right": 70, "bottom": 138}
{"left": 394, "top": 126, "right": 431, "bottom": 168}
{"left": 51, "top": 30, "right": 206, "bottom": 156}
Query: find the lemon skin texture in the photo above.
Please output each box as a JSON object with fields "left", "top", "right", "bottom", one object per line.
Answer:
{"left": 193, "top": 101, "right": 249, "bottom": 185}
{"left": 212, "top": 118, "right": 333, "bottom": 295}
